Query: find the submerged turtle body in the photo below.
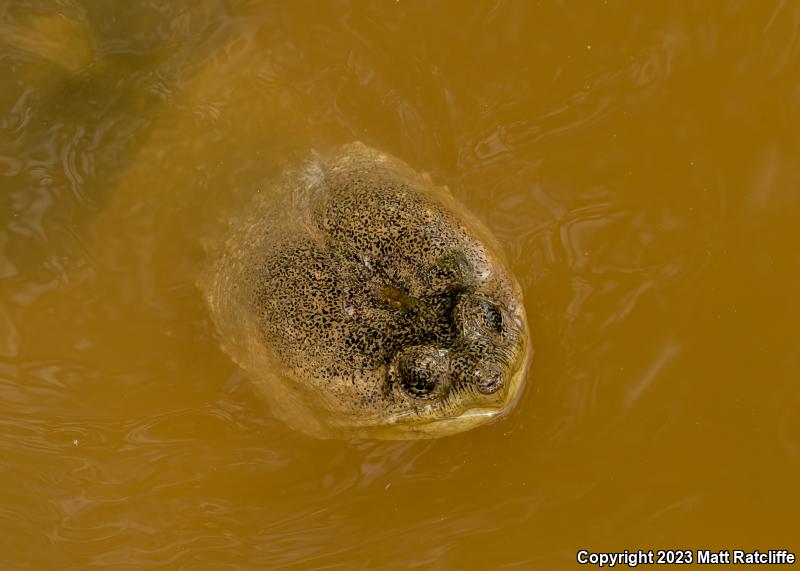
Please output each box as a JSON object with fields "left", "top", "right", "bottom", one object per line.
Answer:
{"left": 200, "top": 143, "right": 531, "bottom": 439}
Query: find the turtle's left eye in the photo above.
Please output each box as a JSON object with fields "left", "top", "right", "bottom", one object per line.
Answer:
{"left": 395, "top": 346, "right": 451, "bottom": 401}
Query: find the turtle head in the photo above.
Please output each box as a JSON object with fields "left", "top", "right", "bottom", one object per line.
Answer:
{"left": 205, "top": 142, "right": 532, "bottom": 440}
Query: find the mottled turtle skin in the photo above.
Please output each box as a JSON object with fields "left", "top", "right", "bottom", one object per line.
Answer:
{"left": 200, "top": 143, "right": 531, "bottom": 439}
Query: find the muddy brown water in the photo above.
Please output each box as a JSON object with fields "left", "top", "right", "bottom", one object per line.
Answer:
{"left": 1, "top": 1, "right": 799, "bottom": 569}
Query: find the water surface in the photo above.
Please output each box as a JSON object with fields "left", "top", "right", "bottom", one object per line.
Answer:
{"left": 1, "top": 1, "right": 798, "bottom": 568}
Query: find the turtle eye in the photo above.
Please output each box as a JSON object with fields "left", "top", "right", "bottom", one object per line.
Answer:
{"left": 475, "top": 363, "right": 504, "bottom": 394}
{"left": 454, "top": 294, "right": 504, "bottom": 339}
{"left": 482, "top": 301, "right": 503, "bottom": 333}
{"left": 450, "top": 355, "right": 505, "bottom": 395}
{"left": 400, "top": 364, "right": 438, "bottom": 399}
{"left": 396, "top": 346, "right": 451, "bottom": 401}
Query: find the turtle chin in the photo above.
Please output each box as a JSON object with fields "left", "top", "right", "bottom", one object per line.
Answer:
{"left": 380, "top": 406, "right": 506, "bottom": 439}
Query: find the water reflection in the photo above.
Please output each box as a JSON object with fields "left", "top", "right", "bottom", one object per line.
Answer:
{"left": 1, "top": 0, "right": 799, "bottom": 568}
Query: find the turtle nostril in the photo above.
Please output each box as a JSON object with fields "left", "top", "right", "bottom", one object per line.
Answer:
{"left": 453, "top": 293, "right": 505, "bottom": 340}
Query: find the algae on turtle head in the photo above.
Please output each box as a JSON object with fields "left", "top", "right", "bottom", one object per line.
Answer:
{"left": 200, "top": 142, "right": 531, "bottom": 439}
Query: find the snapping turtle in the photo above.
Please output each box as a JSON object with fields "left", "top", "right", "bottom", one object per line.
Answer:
{"left": 200, "top": 143, "right": 531, "bottom": 439}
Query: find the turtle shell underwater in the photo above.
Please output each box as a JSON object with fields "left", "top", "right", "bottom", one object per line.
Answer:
{"left": 200, "top": 142, "right": 531, "bottom": 439}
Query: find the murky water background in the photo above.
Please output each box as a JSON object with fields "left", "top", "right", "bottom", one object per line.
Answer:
{"left": 2, "top": 1, "right": 799, "bottom": 568}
